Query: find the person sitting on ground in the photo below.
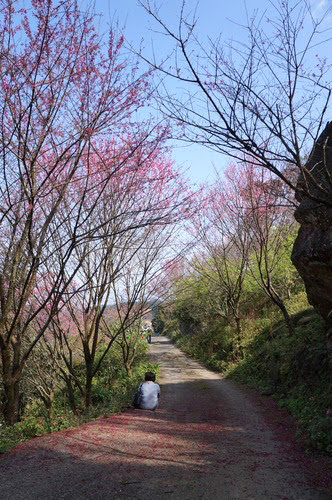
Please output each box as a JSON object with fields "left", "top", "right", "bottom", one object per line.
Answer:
{"left": 133, "top": 372, "right": 160, "bottom": 411}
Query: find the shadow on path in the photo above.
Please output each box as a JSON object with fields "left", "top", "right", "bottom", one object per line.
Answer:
{"left": 0, "top": 337, "right": 331, "bottom": 500}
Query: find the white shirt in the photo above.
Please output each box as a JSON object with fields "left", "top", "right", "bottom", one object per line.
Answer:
{"left": 139, "top": 381, "right": 160, "bottom": 410}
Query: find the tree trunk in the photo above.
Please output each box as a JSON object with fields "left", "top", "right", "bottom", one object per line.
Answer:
{"left": 64, "top": 376, "right": 78, "bottom": 415}
{"left": 2, "top": 343, "right": 22, "bottom": 424}
{"left": 266, "top": 285, "right": 294, "bottom": 336}
{"left": 48, "top": 389, "right": 54, "bottom": 421}
{"left": 85, "top": 372, "right": 93, "bottom": 409}
{"left": 278, "top": 300, "right": 294, "bottom": 336}
{"left": 124, "top": 361, "right": 132, "bottom": 377}
{"left": 3, "top": 377, "right": 20, "bottom": 424}
{"left": 270, "top": 289, "right": 293, "bottom": 335}
{"left": 234, "top": 315, "right": 243, "bottom": 359}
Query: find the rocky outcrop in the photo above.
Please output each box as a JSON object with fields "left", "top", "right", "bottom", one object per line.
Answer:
{"left": 291, "top": 121, "right": 332, "bottom": 343}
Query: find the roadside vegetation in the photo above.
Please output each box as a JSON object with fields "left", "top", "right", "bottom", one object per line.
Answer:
{"left": 159, "top": 228, "right": 332, "bottom": 455}
{"left": 0, "top": 338, "right": 158, "bottom": 454}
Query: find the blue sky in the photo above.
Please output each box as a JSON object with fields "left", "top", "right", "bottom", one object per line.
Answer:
{"left": 91, "top": 0, "right": 268, "bottom": 184}
{"left": 91, "top": 0, "right": 330, "bottom": 184}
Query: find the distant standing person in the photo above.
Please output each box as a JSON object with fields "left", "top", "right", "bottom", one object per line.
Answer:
{"left": 133, "top": 372, "right": 160, "bottom": 411}
{"left": 146, "top": 326, "right": 152, "bottom": 344}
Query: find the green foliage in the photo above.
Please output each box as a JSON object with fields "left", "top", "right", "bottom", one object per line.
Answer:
{"left": 0, "top": 413, "right": 79, "bottom": 454}
{"left": 279, "top": 395, "right": 332, "bottom": 455}
{"left": 163, "top": 243, "right": 332, "bottom": 455}
{"left": 247, "top": 227, "right": 302, "bottom": 302}
{"left": 152, "top": 306, "right": 165, "bottom": 335}
{"left": 0, "top": 341, "right": 158, "bottom": 454}
{"left": 226, "top": 306, "right": 331, "bottom": 455}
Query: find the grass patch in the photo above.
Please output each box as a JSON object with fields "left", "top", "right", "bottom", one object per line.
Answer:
{"left": 227, "top": 308, "right": 331, "bottom": 455}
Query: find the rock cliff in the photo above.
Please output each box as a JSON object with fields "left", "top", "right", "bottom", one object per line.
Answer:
{"left": 292, "top": 121, "right": 332, "bottom": 344}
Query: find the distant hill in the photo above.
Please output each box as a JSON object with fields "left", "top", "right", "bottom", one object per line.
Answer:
{"left": 103, "top": 302, "right": 154, "bottom": 324}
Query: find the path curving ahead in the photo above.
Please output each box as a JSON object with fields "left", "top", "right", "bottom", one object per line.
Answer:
{"left": 1, "top": 337, "right": 331, "bottom": 499}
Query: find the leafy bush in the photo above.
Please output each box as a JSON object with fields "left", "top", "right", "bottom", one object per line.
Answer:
{"left": 227, "top": 305, "right": 331, "bottom": 455}
{"left": 0, "top": 414, "right": 78, "bottom": 453}
{"left": 280, "top": 395, "right": 332, "bottom": 454}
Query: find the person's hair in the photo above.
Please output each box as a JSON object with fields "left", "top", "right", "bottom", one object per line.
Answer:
{"left": 145, "top": 371, "right": 156, "bottom": 382}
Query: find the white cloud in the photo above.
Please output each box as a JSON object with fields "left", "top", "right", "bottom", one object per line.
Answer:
{"left": 311, "top": 0, "right": 328, "bottom": 15}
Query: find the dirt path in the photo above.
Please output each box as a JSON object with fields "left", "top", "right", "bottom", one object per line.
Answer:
{"left": 1, "top": 337, "right": 331, "bottom": 499}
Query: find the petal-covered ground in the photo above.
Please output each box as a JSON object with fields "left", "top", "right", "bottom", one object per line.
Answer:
{"left": 1, "top": 337, "right": 331, "bottom": 499}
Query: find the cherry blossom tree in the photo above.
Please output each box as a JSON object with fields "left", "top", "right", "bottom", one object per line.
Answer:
{"left": 208, "top": 163, "right": 297, "bottom": 334}
{"left": 0, "top": 0, "right": 169, "bottom": 424}
{"left": 23, "top": 334, "right": 64, "bottom": 419}
{"left": 236, "top": 163, "right": 297, "bottom": 334}
{"left": 188, "top": 172, "right": 251, "bottom": 353}
{"left": 43, "top": 135, "right": 192, "bottom": 409}
{"left": 186, "top": 160, "right": 297, "bottom": 342}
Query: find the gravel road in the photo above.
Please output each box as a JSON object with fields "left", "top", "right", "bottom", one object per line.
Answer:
{"left": 0, "top": 336, "right": 331, "bottom": 499}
